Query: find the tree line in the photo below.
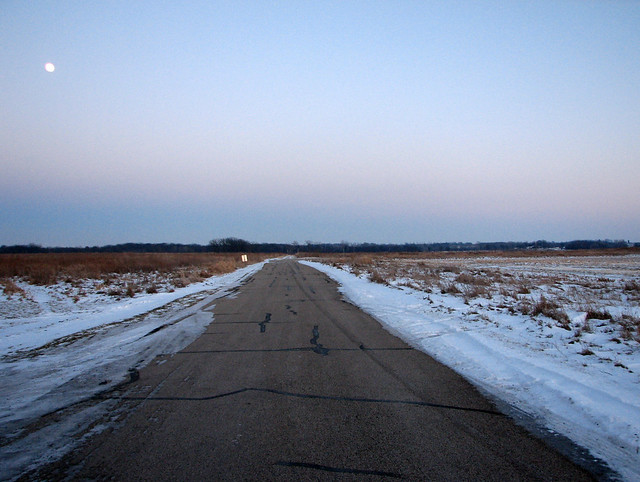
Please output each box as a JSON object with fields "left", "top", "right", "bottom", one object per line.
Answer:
{"left": 0, "top": 238, "right": 635, "bottom": 254}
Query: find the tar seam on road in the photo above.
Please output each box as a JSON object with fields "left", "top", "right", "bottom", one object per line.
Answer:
{"left": 309, "top": 325, "right": 329, "bottom": 356}
{"left": 275, "top": 461, "right": 403, "bottom": 478}
{"left": 173, "top": 347, "right": 412, "bottom": 354}
{"left": 259, "top": 312, "right": 271, "bottom": 333}
{"left": 96, "top": 387, "right": 503, "bottom": 415}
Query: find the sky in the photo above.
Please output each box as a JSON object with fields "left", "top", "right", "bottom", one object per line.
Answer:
{"left": 1, "top": 1, "right": 639, "bottom": 246}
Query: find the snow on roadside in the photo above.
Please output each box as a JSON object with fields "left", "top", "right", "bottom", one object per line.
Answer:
{"left": 301, "top": 260, "right": 640, "bottom": 481}
{"left": 0, "top": 260, "right": 268, "bottom": 480}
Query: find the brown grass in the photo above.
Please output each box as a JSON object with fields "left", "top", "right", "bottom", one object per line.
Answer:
{"left": 368, "top": 269, "right": 387, "bottom": 284}
{"left": 455, "top": 272, "right": 491, "bottom": 286}
{"left": 1, "top": 278, "right": 25, "bottom": 298}
{"left": 302, "top": 247, "right": 640, "bottom": 261}
{"left": 619, "top": 313, "right": 640, "bottom": 342}
{"left": 439, "top": 282, "right": 462, "bottom": 295}
{"left": 0, "top": 252, "right": 271, "bottom": 286}
{"left": 463, "top": 285, "right": 489, "bottom": 302}
{"left": 532, "top": 296, "right": 571, "bottom": 328}
{"left": 585, "top": 308, "right": 612, "bottom": 321}
{"left": 305, "top": 250, "right": 640, "bottom": 340}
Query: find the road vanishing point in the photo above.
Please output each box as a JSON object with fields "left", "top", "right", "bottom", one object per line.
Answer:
{"left": 45, "top": 259, "right": 596, "bottom": 480}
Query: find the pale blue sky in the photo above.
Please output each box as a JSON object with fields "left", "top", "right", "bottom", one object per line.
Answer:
{"left": 1, "top": 1, "right": 639, "bottom": 245}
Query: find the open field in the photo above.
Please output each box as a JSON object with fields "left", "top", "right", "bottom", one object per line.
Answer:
{"left": 305, "top": 250, "right": 640, "bottom": 346}
{"left": 0, "top": 252, "right": 271, "bottom": 301}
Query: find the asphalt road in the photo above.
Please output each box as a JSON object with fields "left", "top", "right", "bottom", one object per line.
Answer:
{"left": 51, "top": 259, "right": 594, "bottom": 480}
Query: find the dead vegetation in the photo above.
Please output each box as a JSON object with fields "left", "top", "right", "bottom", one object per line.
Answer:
{"left": 0, "top": 278, "right": 25, "bottom": 298}
{"left": 0, "top": 252, "right": 270, "bottom": 298}
{"left": 531, "top": 296, "right": 571, "bottom": 328}
{"left": 304, "top": 250, "right": 640, "bottom": 345}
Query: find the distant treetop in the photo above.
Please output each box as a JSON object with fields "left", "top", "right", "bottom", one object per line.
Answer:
{"left": 0, "top": 239, "right": 635, "bottom": 254}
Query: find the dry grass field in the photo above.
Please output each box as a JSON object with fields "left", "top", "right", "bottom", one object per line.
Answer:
{"left": 0, "top": 252, "right": 271, "bottom": 299}
{"left": 304, "top": 249, "right": 640, "bottom": 344}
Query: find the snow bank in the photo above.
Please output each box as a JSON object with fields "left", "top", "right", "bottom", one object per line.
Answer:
{"left": 0, "top": 260, "right": 268, "bottom": 480}
{"left": 301, "top": 260, "right": 640, "bottom": 481}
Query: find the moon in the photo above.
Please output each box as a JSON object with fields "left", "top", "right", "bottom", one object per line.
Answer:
{"left": 44, "top": 62, "right": 55, "bottom": 73}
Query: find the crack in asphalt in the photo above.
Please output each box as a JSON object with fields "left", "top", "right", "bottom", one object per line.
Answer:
{"left": 98, "top": 387, "right": 504, "bottom": 415}
{"left": 175, "top": 347, "right": 412, "bottom": 354}
{"left": 275, "top": 460, "right": 403, "bottom": 478}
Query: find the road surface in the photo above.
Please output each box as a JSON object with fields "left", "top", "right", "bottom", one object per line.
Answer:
{"left": 47, "top": 259, "right": 594, "bottom": 480}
